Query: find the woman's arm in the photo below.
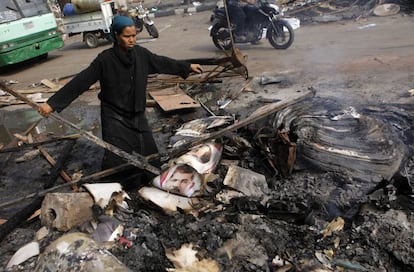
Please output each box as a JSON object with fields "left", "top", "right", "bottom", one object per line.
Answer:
{"left": 39, "top": 58, "right": 102, "bottom": 117}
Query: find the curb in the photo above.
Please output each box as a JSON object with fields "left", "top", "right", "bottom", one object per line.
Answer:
{"left": 148, "top": 2, "right": 217, "bottom": 18}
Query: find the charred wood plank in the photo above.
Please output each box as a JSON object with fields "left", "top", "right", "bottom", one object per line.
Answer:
{"left": 42, "top": 139, "right": 75, "bottom": 189}
{"left": 37, "top": 146, "right": 73, "bottom": 184}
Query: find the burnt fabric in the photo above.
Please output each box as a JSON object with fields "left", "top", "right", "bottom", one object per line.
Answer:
{"left": 47, "top": 44, "right": 191, "bottom": 182}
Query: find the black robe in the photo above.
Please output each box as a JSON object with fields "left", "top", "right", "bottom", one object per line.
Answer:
{"left": 48, "top": 44, "right": 190, "bottom": 113}
{"left": 47, "top": 44, "right": 191, "bottom": 184}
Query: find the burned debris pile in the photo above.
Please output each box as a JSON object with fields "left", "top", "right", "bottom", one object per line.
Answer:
{"left": 1, "top": 66, "right": 413, "bottom": 271}
{"left": 281, "top": 0, "right": 414, "bottom": 25}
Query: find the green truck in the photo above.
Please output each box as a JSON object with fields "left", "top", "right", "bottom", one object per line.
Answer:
{"left": 0, "top": 0, "right": 64, "bottom": 67}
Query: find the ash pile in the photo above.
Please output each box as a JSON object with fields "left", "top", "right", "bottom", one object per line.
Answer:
{"left": 1, "top": 71, "right": 413, "bottom": 272}
{"left": 279, "top": 0, "right": 414, "bottom": 24}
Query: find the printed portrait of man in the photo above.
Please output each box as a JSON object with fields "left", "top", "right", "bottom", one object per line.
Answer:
{"left": 173, "top": 142, "right": 222, "bottom": 174}
{"left": 152, "top": 164, "right": 202, "bottom": 197}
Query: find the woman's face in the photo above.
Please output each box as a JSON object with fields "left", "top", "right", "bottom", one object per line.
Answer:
{"left": 116, "top": 26, "right": 137, "bottom": 51}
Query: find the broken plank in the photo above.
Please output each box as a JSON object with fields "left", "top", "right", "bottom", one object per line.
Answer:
{"left": 40, "top": 79, "right": 59, "bottom": 89}
{"left": 149, "top": 86, "right": 200, "bottom": 112}
{"left": 37, "top": 146, "right": 75, "bottom": 188}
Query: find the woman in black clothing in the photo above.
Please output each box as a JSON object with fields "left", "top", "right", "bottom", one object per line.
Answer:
{"left": 38, "top": 16, "right": 203, "bottom": 186}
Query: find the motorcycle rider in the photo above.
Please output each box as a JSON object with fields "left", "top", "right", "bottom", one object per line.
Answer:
{"left": 114, "top": 0, "right": 129, "bottom": 15}
{"left": 226, "top": 0, "right": 257, "bottom": 42}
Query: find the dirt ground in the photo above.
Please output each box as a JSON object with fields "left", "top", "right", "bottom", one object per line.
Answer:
{"left": 0, "top": 1, "right": 414, "bottom": 271}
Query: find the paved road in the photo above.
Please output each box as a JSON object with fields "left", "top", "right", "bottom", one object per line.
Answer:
{"left": 1, "top": 11, "right": 413, "bottom": 106}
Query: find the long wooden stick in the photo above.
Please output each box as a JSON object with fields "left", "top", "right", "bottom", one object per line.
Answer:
{"left": 0, "top": 82, "right": 160, "bottom": 175}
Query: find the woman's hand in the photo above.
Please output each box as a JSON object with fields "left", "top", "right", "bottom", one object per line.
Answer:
{"left": 190, "top": 64, "right": 203, "bottom": 74}
{"left": 38, "top": 102, "right": 54, "bottom": 117}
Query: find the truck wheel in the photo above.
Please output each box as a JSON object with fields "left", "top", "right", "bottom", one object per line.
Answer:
{"left": 84, "top": 33, "right": 99, "bottom": 48}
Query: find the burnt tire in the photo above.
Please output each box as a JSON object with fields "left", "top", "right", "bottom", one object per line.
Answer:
{"left": 211, "top": 22, "right": 232, "bottom": 51}
{"left": 273, "top": 97, "right": 406, "bottom": 181}
{"left": 267, "top": 20, "right": 294, "bottom": 49}
{"left": 145, "top": 24, "right": 159, "bottom": 38}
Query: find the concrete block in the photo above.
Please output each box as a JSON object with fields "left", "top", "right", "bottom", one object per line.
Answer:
{"left": 40, "top": 192, "right": 94, "bottom": 231}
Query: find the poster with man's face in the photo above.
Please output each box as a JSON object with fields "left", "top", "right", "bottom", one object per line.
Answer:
{"left": 152, "top": 164, "right": 202, "bottom": 197}
{"left": 173, "top": 142, "right": 223, "bottom": 174}
{"left": 152, "top": 142, "right": 222, "bottom": 197}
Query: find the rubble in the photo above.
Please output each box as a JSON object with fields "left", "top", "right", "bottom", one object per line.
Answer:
{"left": 40, "top": 192, "right": 94, "bottom": 231}
{"left": 138, "top": 186, "right": 204, "bottom": 215}
{"left": 34, "top": 232, "right": 130, "bottom": 272}
{"left": 222, "top": 165, "right": 269, "bottom": 199}
{"left": 6, "top": 241, "right": 39, "bottom": 269}
{"left": 165, "top": 243, "right": 221, "bottom": 271}
{"left": 1, "top": 85, "right": 413, "bottom": 271}
{"left": 1, "top": 2, "right": 414, "bottom": 270}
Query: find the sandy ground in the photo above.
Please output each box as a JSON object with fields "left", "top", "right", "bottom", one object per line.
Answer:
{"left": 2, "top": 9, "right": 414, "bottom": 105}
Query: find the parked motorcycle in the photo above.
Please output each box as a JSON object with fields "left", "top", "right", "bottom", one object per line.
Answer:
{"left": 210, "top": 0, "right": 294, "bottom": 50}
{"left": 128, "top": 1, "right": 159, "bottom": 38}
